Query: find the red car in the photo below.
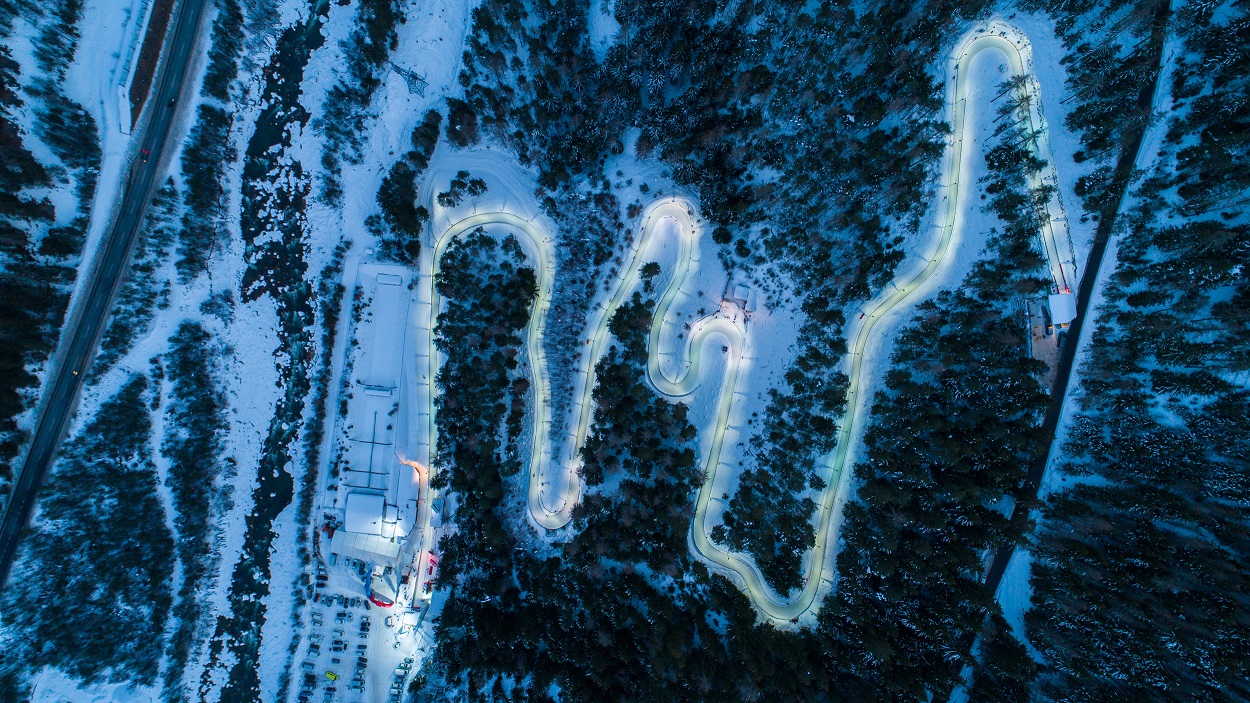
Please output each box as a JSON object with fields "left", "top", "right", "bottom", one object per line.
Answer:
{"left": 140, "top": 148, "right": 149, "bottom": 162}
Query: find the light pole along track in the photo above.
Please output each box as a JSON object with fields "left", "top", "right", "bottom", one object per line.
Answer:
{"left": 417, "top": 23, "right": 1068, "bottom": 624}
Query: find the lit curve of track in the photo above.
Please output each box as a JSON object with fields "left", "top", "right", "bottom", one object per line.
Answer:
{"left": 418, "top": 23, "right": 1072, "bottom": 622}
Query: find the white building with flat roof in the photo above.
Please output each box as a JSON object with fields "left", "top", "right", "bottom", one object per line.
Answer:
{"left": 328, "top": 265, "right": 423, "bottom": 578}
{"left": 1048, "top": 292, "right": 1077, "bottom": 326}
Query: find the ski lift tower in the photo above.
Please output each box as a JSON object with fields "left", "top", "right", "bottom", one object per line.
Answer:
{"left": 391, "top": 63, "right": 428, "bottom": 97}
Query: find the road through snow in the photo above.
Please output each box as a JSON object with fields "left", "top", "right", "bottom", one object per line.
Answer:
{"left": 0, "top": 0, "right": 209, "bottom": 588}
{"left": 416, "top": 23, "right": 1071, "bottom": 623}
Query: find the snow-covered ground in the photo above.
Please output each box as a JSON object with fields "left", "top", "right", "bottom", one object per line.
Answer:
{"left": 338, "top": 15, "right": 1102, "bottom": 631}
{"left": 844, "top": 35, "right": 1018, "bottom": 444}
{"left": 299, "top": 0, "right": 474, "bottom": 265}
{"left": 587, "top": 0, "right": 620, "bottom": 62}
{"left": 28, "top": 669, "right": 160, "bottom": 703}
{"left": 1033, "top": 10, "right": 1182, "bottom": 501}
{"left": 2, "top": 0, "right": 232, "bottom": 698}
{"left": 813, "top": 41, "right": 1018, "bottom": 613}
{"left": 621, "top": 206, "right": 803, "bottom": 550}
{"left": 1009, "top": 11, "right": 1101, "bottom": 280}
{"left": 60, "top": 0, "right": 148, "bottom": 267}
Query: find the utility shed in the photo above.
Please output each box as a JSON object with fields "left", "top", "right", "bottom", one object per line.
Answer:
{"left": 1048, "top": 293, "right": 1077, "bottom": 326}
{"left": 730, "top": 283, "right": 757, "bottom": 313}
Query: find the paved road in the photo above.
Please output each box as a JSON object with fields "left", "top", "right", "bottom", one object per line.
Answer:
{"left": 0, "top": 0, "right": 208, "bottom": 588}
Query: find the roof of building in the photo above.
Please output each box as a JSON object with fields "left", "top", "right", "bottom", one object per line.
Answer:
{"left": 344, "top": 492, "right": 386, "bottom": 535}
{"left": 1048, "top": 292, "right": 1078, "bottom": 326}
{"left": 329, "top": 529, "right": 402, "bottom": 565}
{"left": 732, "top": 283, "right": 757, "bottom": 312}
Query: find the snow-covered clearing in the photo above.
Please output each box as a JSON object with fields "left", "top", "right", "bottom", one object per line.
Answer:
{"left": 587, "top": 0, "right": 621, "bottom": 62}
{"left": 300, "top": 0, "right": 473, "bottom": 264}
{"left": 1008, "top": 12, "right": 1100, "bottom": 274}
{"left": 28, "top": 668, "right": 160, "bottom": 703}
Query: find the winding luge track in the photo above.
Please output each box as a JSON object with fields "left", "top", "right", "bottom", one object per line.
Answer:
{"left": 418, "top": 23, "right": 1071, "bottom": 622}
{"left": 421, "top": 201, "right": 714, "bottom": 531}
{"left": 423, "top": 212, "right": 566, "bottom": 530}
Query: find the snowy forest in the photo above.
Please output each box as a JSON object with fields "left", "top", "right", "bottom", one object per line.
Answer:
{"left": 410, "top": 0, "right": 1248, "bottom": 700}
{"left": 0, "top": 0, "right": 1245, "bottom": 700}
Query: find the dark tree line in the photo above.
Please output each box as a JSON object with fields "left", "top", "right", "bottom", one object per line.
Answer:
{"left": 444, "top": 0, "right": 1009, "bottom": 590}
{"left": 1023, "top": 0, "right": 1250, "bottom": 699}
{"left": 96, "top": 181, "right": 179, "bottom": 373}
{"left": 416, "top": 248, "right": 838, "bottom": 702}
{"left": 0, "top": 376, "right": 175, "bottom": 691}
{"left": 159, "top": 321, "right": 230, "bottom": 699}
{"left": 415, "top": 232, "right": 1036, "bottom": 702}
{"left": 201, "top": 5, "right": 330, "bottom": 698}
{"left": 0, "top": 0, "right": 101, "bottom": 517}
{"left": 819, "top": 77, "right": 1054, "bottom": 700}
{"left": 176, "top": 0, "right": 241, "bottom": 281}
{"left": 0, "top": 0, "right": 243, "bottom": 696}
{"left": 370, "top": 109, "right": 442, "bottom": 264}
{"left": 429, "top": 230, "right": 537, "bottom": 573}
{"left": 573, "top": 291, "right": 701, "bottom": 573}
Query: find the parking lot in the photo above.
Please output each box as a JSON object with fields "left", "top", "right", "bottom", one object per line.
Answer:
{"left": 295, "top": 561, "right": 422, "bottom": 703}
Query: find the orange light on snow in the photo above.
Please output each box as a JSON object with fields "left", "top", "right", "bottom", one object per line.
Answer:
{"left": 399, "top": 457, "right": 427, "bottom": 479}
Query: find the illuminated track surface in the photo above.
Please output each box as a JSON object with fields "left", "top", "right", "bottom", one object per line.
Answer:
{"left": 418, "top": 23, "right": 1072, "bottom": 622}
{"left": 421, "top": 200, "right": 721, "bottom": 531}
